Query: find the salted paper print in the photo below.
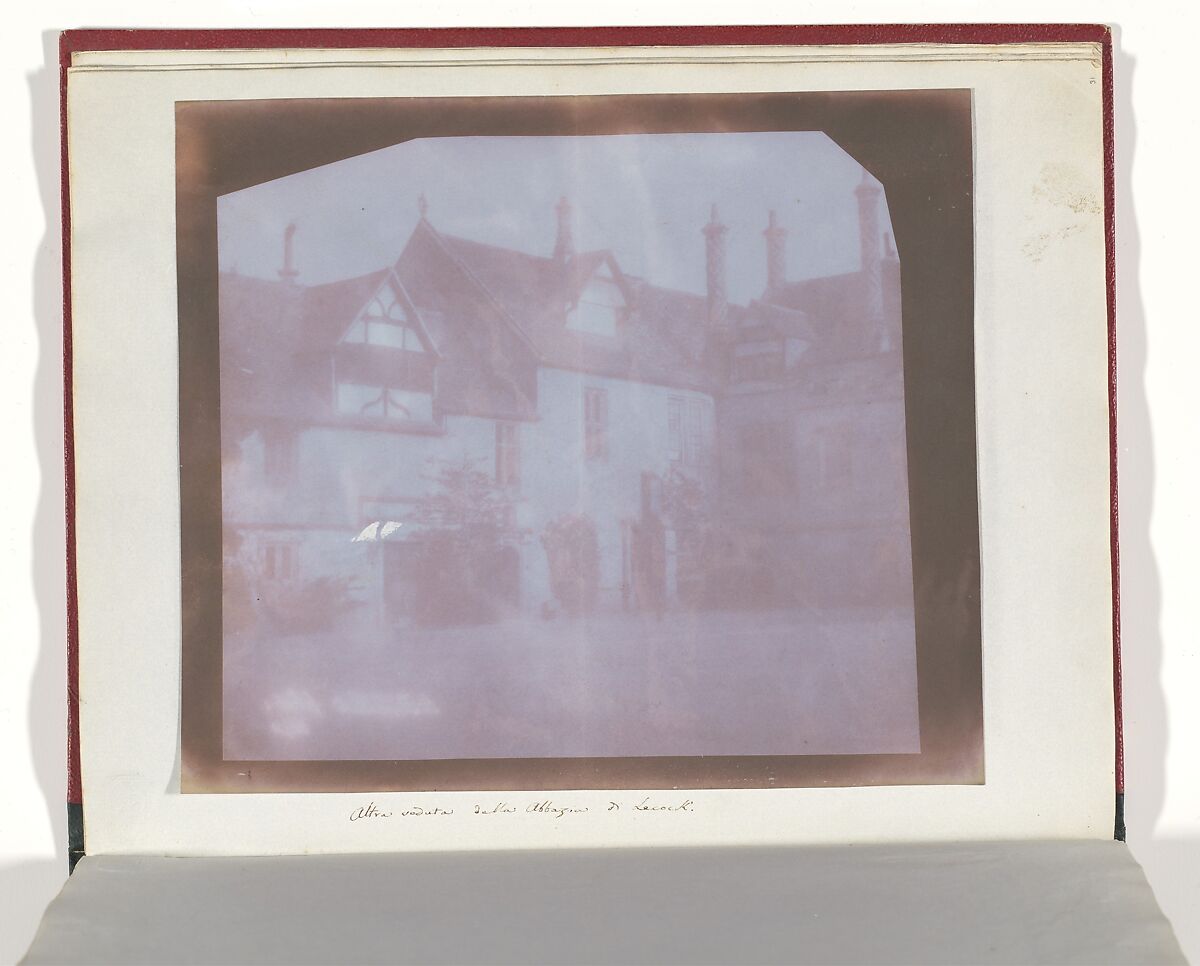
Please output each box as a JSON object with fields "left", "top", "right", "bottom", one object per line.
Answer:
{"left": 178, "top": 92, "right": 983, "bottom": 792}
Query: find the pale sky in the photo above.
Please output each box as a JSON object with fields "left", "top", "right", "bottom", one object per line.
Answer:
{"left": 217, "top": 132, "right": 890, "bottom": 305}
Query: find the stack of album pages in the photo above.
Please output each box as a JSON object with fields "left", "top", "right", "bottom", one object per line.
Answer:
{"left": 29, "top": 25, "right": 1183, "bottom": 964}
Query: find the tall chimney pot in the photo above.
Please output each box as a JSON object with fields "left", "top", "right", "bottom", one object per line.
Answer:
{"left": 763, "top": 209, "right": 788, "bottom": 299}
{"left": 553, "top": 196, "right": 575, "bottom": 263}
{"left": 279, "top": 223, "right": 299, "bottom": 283}
{"left": 703, "top": 204, "right": 729, "bottom": 329}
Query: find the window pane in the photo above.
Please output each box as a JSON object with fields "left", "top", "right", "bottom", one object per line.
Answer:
{"left": 365, "top": 320, "right": 406, "bottom": 348}
{"left": 686, "top": 399, "right": 704, "bottom": 465}
{"left": 384, "top": 388, "right": 432, "bottom": 422}
{"left": 336, "top": 382, "right": 384, "bottom": 416}
{"left": 667, "top": 396, "right": 683, "bottom": 462}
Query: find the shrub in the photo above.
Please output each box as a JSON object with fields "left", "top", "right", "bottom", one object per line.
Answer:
{"left": 405, "top": 455, "right": 525, "bottom": 627}
{"left": 265, "top": 575, "right": 363, "bottom": 635}
{"left": 541, "top": 514, "right": 600, "bottom": 616}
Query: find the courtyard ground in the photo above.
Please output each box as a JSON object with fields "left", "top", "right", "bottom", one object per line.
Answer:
{"left": 223, "top": 607, "right": 920, "bottom": 761}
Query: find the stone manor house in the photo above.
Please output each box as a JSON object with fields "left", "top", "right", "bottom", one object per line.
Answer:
{"left": 219, "top": 175, "right": 912, "bottom": 630}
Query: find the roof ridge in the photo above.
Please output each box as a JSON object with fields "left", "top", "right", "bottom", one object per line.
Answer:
{"left": 638, "top": 279, "right": 706, "bottom": 300}
{"left": 301, "top": 266, "right": 391, "bottom": 293}
{"left": 437, "top": 229, "right": 554, "bottom": 266}
{"left": 413, "top": 219, "right": 542, "bottom": 357}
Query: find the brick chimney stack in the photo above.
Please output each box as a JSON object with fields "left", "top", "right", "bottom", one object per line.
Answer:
{"left": 703, "top": 204, "right": 729, "bottom": 329}
{"left": 763, "top": 209, "right": 787, "bottom": 299}
{"left": 278, "top": 223, "right": 299, "bottom": 283}
{"left": 553, "top": 196, "right": 575, "bottom": 264}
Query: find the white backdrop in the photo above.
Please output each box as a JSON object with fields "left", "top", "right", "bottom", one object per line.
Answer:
{"left": 2, "top": 2, "right": 1197, "bottom": 962}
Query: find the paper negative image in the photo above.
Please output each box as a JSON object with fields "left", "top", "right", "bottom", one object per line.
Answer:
{"left": 184, "top": 88, "right": 987, "bottom": 794}
{"left": 214, "top": 130, "right": 924, "bottom": 772}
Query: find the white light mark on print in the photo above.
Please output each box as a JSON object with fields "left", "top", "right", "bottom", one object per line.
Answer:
{"left": 352, "top": 520, "right": 404, "bottom": 542}
{"left": 266, "top": 688, "right": 324, "bottom": 739}
{"left": 331, "top": 691, "right": 440, "bottom": 719}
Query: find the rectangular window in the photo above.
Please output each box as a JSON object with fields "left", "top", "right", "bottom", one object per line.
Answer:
{"left": 262, "top": 429, "right": 297, "bottom": 483}
{"left": 263, "top": 543, "right": 296, "bottom": 581}
{"left": 584, "top": 387, "right": 608, "bottom": 461}
{"left": 495, "top": 421, "right": 520, "bottom": 487}
{"left": 669, "top": 396, "right": 707, "bottom": 466}
{"left": 641, "top": 471, "right": 663, "bottom": 517}
{"left": 667, "top": 396, "right": 684, "bottom": 463}
{"left": 686, "top": 398, "right": 705, "bottom": 466}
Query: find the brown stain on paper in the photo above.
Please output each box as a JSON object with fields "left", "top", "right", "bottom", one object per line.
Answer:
{"left": 1024, "top": 162, "right": 1101, "bottom": 263}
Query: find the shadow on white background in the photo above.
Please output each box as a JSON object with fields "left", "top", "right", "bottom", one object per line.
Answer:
{"left": 1113, "top": 31, "right": 1200, "bottom": 961}
{"left": 0, "top": 28, "right": 68, "bottom": 966}
{"left": 3, "top": 9, "right": 1199, "bottom": 966}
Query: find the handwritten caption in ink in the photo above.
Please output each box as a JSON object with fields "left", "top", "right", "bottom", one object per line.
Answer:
{"left": 349, "top": 797, "right": 695, "bottom": 822}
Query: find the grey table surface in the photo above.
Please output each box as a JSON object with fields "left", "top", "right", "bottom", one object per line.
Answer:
{"left": 20, "top": 840, "right": 1185, "bottom": 965}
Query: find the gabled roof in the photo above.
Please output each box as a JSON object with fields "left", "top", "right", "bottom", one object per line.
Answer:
{"left": 219, "top": 272, "right": 325, "bottom": 421}
{"left": 773, "top": 271, "right": 863, "bottom": 328}
{"left": 325, "top": 268, "right": 441, "bottom": 359}
{"left": 410, "top": 223, "right": 718, "bottom": 391}
{"left": 766, "top": 258, "right": 900, "bottom": 362}
{"left": 730, "top": 299, "right": 815, "bottom": 343}
{"left": 406, "top": 219, "right": 542, "bottom": 357}
{"left": 298, "top": 269, "right": 390, "bottom": 342}
{"left": 220, "top": 267, "right": 449, "bottom": 424}
{"left": 219, "top": 216, "right": 903, "bottom": 424}
{"left": 563, "top": 250, "right": 632, "bottom": 307}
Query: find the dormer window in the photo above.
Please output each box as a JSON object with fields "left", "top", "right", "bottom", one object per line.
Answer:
{"left": 342, "top": 286, "right": 422, "bottom": 350}
{"left": 334, "top": 278, "right": 436, "bottom": 423}
{"left": 337, "top": 384, "right": 428, "bottom": 421}
{"left": 567, "top": 264, "right": 624, "bottom": 338}
{"left": 668, "top": 396, "right": 709, "bottom": 467}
